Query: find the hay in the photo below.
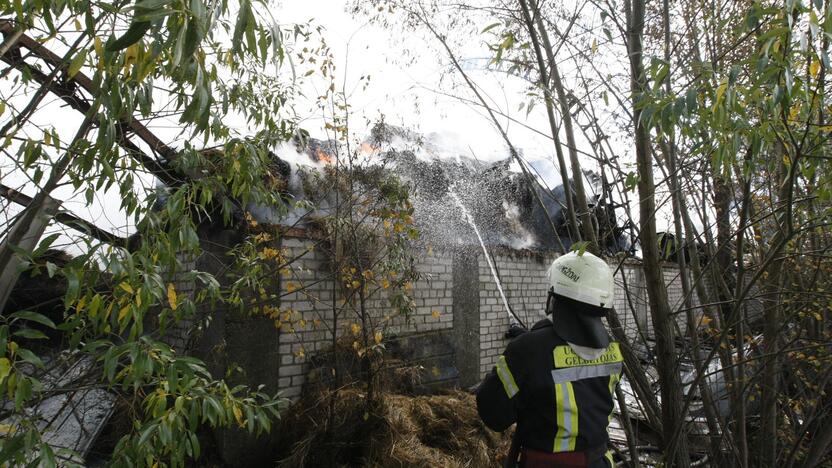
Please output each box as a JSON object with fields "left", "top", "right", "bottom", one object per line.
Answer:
{"left": 276, "top": 387, "right": 513, "bottom": 467}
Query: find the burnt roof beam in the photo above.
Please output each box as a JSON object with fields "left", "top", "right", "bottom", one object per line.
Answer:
{"left": 0, "top": 184, "right": 129, "bottom": 247}
{"left": 0, "top": 21, "right": 182, "bottom": 187}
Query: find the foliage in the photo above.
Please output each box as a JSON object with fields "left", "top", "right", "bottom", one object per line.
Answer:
{"left": 357, "top": 0, "right": 832, "bottom": 465}
{"left": 0, "top": 0, "right": 325, "bottom": 464}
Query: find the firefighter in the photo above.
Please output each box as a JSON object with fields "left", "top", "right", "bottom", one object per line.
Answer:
{"left": 476, "top": 251, "right": 622, "bottom": 468}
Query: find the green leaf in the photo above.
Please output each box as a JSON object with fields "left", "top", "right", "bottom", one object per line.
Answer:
{"left": 106, "top": 21, "right": 152, "bottom": 51}
{"left": 571, "top": 241, "right": 590, "bottom": 255}
{"left": 15, "top": 348, "right": 44, "bottom": 368}
{"left": 33, "top": 233, "right": 61, "bottom": 257}
{"left": 13, "top": 329, "right": 48, "bottom": 340}
{"left": 9, "top": 311, "right": 56, "bottom": 329}
{"left": 481, "top": 22, "right": 501, "bottom": 34}
{"left": 67, "top": 49, "right": 87, "bottom": 78}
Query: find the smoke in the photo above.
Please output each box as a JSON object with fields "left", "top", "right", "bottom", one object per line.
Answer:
{"left": 502, "top": 200, "right": 536, "bottom": 249}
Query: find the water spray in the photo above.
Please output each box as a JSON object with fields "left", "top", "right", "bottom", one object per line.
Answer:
{"left": 449, "top": 189, "right": 527, "bottom": 329}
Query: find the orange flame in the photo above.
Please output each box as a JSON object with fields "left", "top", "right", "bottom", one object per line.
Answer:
{"left": 359, "top": 142, "right": 378, "bottom": 155}
{"left": 315, "top": 149, "right": 334, "bottom": 164}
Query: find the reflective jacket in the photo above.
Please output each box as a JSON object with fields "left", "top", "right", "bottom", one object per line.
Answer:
{"left": 476, "top": 318, "right": 622, "bottom": 464}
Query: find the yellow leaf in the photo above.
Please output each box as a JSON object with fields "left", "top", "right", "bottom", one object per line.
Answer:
{"left": 118, "top": 305, "right": 130, "bottom": 322}
{"left": 351, "top": 323, "right": 361, "bottom": 335}
{"left": 167, "top": 283, "right": 178, "bottom": 310}
{"left": 68, "top": 49, "right": 87, "bottom": 78}
{"left": 432, "top": 310, "right": 441, "bottom": 319}
{"left": 73, "top": 18, "right": 82, "bottom": 31}
{"left": 0, "top": 358, "right": 11, "bottom": 382}
{"left": 374, "top": 331, "right": 383, "bottom": 344}
{"left": 811, "top": 59, "right": 821, "bottom": 78}
{"left": 591, "top": 38, "right": 598, "bottom": 54}
{"left": 119, "top": 282, "right": 134, "bottom": 294}
{"left": 699, "top": 315, "right": 712, "bottom": 327}
{"left": 233, "top": 405, "right": 245, "bottom": 427}
{"left": 714, "top": 81, "right": 728, "bottom": 108}
{"left": 789, "top": 104, "right": 801, "bottom": 121}
{"left": 819, "top": 125, "right": 832, "bottom": 132}
{"left": 285, "top": 282, "right": 297, "bottom": 293}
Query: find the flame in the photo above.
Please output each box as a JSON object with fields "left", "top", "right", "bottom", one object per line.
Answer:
{"left": 315, "top": 149, "right": 334, "bottom": 164}
{"left": 359, "top": 142, "right": 378, "bottom": 155}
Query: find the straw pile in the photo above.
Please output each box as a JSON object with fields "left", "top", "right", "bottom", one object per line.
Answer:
{"left": 276, "top": 387, "right": 512, "bottom": 467}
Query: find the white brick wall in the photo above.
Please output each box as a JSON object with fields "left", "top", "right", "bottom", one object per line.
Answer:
{"left": 167, "top": 233, "right": 705, "bottom": 398}
{"left": 478, "top": 251, "right": 557, "bottom": 377}
{"left": 276, "top": 236, "right": 454, "bottom": 399}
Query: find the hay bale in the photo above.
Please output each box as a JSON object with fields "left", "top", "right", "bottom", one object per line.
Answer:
{"left": 276, "top": 387, "right": 511, "bottom": 467}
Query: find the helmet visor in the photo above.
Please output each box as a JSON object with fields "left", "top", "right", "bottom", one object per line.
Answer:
{"left": 549, "top": 293, "right": 611, "bottom": 349}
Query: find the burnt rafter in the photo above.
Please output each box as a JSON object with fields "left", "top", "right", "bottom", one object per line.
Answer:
{"left": 0, "top": 184, "right": 128, "bottom": 246}
{"left": 0, "top": 21, "right": 182, "bottom": 187}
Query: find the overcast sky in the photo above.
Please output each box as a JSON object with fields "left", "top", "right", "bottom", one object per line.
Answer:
{"left": 1, "top": 1, "right": 690, "bottom": 254}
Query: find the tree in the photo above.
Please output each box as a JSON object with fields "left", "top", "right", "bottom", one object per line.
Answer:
{"left": 356, "top": 0, "right": 832, "bottom": 465}
{"left": 0, "top": 0, "right": 323, "bottom": 464}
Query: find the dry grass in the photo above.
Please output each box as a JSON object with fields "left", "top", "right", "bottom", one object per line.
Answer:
{"left": 276, "top": 387, "right": 512, "bottom": 467}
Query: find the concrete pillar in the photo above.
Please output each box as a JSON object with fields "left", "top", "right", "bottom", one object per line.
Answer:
{"left": 190, "top": 224, "right": 281, "bottom": 466}
{"left": 452, "top": 248, "right": 480, "bottom": 388}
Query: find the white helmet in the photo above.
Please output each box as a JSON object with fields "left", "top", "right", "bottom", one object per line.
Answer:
{"left": 545, "top": 251, "right": 614, "bottom": 348}
{"left": 547, "top": 251, "right": 614, "bottom": 309}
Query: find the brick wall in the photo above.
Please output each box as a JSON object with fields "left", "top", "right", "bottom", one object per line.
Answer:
{"left": 477, "top": 250, "right": 556, "bottom": 377}
{"left": 168, "top": 232, "right": 717, "bottom": 399}
{"left": 275, "top": 236, "right": 456, "bottom": 399}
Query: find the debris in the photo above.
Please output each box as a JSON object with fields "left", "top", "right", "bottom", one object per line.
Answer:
{"left": 1, "top": 356, "right": 116, "bottom": 463}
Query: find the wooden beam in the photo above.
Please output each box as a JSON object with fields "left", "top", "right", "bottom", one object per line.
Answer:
{"left": 0, "top": 184, "right": 128, "bottom": 246}
{"left": 0, "top": 21, "right": 183, "bottom": 186}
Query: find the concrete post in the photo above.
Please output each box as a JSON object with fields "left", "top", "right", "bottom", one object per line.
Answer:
{"left": 452, "top": 248, "right": 480, "bottom": 388}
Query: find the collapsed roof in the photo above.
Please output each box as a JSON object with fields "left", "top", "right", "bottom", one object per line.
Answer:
{"left": 260, "top": 123, "right": 635, "bottom": 254}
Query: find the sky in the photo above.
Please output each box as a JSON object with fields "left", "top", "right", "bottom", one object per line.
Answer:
{"left": 0, "top": 1, "right": 691, "bottom": 255}
{"left": 273, "top": 0, "right": 565, "bottom": 161}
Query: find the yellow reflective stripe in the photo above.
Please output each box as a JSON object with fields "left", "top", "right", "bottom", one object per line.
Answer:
{"left": 496, "top": 355, "right": 519, "bottom": 398}
{"left": 566, "top": 382, "right": 578, "bottom": 451}
{"left": 553, "top": 382, "right": 579, "bottom": 452}
{"left": 554, "top": 383, "right": 566, "bottom": 451}
{"left": 607, "top": 368, "right": 622, "bottom": 424}
{"left": 605, "top": 450, "right": 614, "bottom": 466}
